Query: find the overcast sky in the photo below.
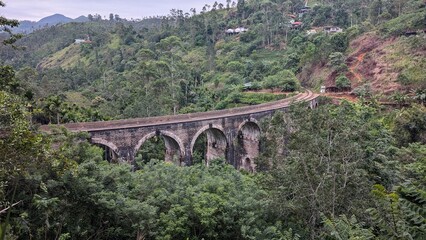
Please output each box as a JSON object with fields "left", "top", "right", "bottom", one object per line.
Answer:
{"left": 3, "top": 0, "right": 227, "bottom": 21}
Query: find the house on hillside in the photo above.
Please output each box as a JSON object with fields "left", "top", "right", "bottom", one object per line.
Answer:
{"left": 243, "top": 82, "right": 253, "bottom": 90}
{"left": 298, "top": 6, "right": 311, "bottom": 17}
{"left": 75, "top": 35, "right": 92, "bottom": 44}
{"left": 225, "top": 27, "right": 248, "bottom": 35}
{"left": 75, "top": 39, "right": 86, "bottom": 44}
{"left": 226, "top": 29, "right": 235, "bottom": 34}
{"left": 324, "top": 26, "right": 343, "bottom": 34}
{"left": 291, "top": 22, "right": 303, "bottom": 29}
{"left": 235, "top": 27, "right": 248, "bottom": 33}
{"left": 299, "top": 6, "right": 311, "bottom": 13}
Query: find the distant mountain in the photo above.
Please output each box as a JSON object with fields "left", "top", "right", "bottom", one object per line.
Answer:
{"left": 74, "top": 15, "right": 89, "bottom": 23}
{"left": 37, "top": 14, "right": 73, "bottom": 27}
{"left": 12, "top": 14, "right": 89, "bottom": 34}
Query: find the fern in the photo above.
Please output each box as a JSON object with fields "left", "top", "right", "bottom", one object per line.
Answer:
{"left": 322, "top": 214, "right": 375, "bottom": 240}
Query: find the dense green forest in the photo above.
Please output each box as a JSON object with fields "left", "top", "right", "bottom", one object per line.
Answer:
{"left": 1, "top": 0, "right": 426, "bottom": 239}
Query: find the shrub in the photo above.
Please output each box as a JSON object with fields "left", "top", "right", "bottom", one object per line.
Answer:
{"left": 226, "top": 61, "right": 245, "bottom": 73}
{"left": 262, "top": 70, "right": 300, "bottom": 92}
{"left": 336, "top": 74, "right": 351, "bottom": 89}
{"left": 353, "top": 83, "right": 372, "bottom": 97}
{"left": 330, "top": 32, "right": 349, "bottom": 52}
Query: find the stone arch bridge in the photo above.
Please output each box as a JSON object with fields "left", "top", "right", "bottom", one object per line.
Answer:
{"left": 41, "top": 91, "right": 319, "bottom": 171}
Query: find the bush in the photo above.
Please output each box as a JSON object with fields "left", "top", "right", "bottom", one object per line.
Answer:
{"left": 328, "top": 52, "right": 345, "bottom": 66}
{"left": 240, "top": 31, "right": 257, "bottom": 43}
{"left": 353, "top": 83, "right": 372, "bottom": 97}
{"left": 262, "top": 70, "right": 300, "bottom": 92}
{"left": 336, "top": 74, "right": 351, "bottom": 89}
{"left": 226, "top": 61, "right": 245, "bottom": 73}
{"left": 330, "top": 32, "right": 349, "bottom": 52}
{"left": 346, "top": 25, "right": 361, "bottom": 40}
{"left": 263, "top": 75, "right": 280, "bottom": 90}
{"left": 393, "top": 105, "right": 426, "bottom": 146}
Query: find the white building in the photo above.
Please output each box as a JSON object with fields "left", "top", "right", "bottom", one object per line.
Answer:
{"left": 324, "top": 26, "right": 343, "bottom": 34}
{"left": 225, "top": 27, "right": 248, "bottom": 34}
{"left": 75, "top": 39, "right": 86, "bottom": 44}
{"left": 226, "top": 29, "right": 235, "bottom": 34}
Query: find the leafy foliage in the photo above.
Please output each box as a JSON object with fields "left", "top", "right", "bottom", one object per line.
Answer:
{"left": 393, "top": 105, "right": 426, "bottom": 146}
{"left": 0, "top": 1, "right": 22, "bottom": 47}
{"left": 1, "top": 1, "right": 426, "bottom": 239}
{"left": 5, "top": 153, "right": 300, "bottom": 239}
{"left": 322, "top": 214, "right": 375, "bottom": 240}
{"left": 335, "top": 74, "right": 351, "bottom": 89}
{"left": 258, "top": 102, "right": 397, "bottom": 238}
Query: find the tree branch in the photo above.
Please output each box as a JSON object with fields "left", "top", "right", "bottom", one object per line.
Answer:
{"left": 0, "top": 200, "right": 22, "bottom": 214}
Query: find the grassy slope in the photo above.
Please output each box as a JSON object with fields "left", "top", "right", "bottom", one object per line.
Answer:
{"left": 37, "top": 44, "right": 82, "bottom": 69}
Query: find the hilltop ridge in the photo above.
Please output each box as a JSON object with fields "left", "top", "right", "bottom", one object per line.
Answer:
{"left": 12, "top": 14, "right": 88, "bottom": 34}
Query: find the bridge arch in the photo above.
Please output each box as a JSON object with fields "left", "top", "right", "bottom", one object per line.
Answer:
{"left": 91, "top": 138, "right": 120, "bottom": 163}
{"left": 134, "top": 131, "right": 185, "bottom": 165}
{"left": 237, "top": 118, "right": 260, "bottom": 133}
{"left": 190, "top": 124, "right": 228, "bottom": 166}
{"left": 236, "top": 120, "right": 261, "bottom": 172}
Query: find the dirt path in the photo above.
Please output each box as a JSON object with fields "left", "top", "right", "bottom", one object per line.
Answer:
{"left": 349, "top": 52, "right": 366, "bottom": 83}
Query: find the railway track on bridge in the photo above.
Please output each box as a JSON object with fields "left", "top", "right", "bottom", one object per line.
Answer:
{"left": 41, "top": 90, "right": 318, "bottom": 132}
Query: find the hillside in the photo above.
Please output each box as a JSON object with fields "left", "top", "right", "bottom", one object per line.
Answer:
{"left": 347, "top": 34, "right": 405, "bottom": 94}
{"left": 1, "top": 0, "right": 425, "bottom": 122}
{"left": 298, "top": 4, "right": 426, "bottom": 97}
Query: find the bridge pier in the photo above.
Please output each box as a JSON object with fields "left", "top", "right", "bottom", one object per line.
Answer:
{"left": 117, "top": 147, "right": 135, "bottom": 164}
{"left": 227, "top": 136, "right": 236, "bottom": 168}
{"left": 184, "top": 145, "right": 192, "bottom": 166}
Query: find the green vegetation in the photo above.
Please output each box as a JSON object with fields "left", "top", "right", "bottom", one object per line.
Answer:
{"left": 1, "top": 0, "right": 426, "bottom": 239}
{"left": 3, "top": 80, "right": 426, "bottom": 238}
{"left": 216, "top": 91, "right": 287, "bottom": 109}
{"left": 1, "top": 0, "right": 424, "bottom": 122}
{"left": 379, "top": 9, "right": 426, "bottom": 36}
{"left": 387, "top": 36, "right": 426, "bottom": 89}
{"left": 335, "top": 74, "right": 351, "bottom": 89}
